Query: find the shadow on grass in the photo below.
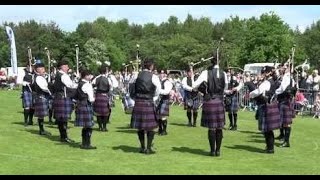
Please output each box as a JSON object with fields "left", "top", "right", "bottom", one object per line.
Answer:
{"left": 115, "top": 129, "right": 137, "bottom": 134}
{"left": 112, "top": 145, "right": 140, "bottom": 153}
{"left": 25, "top": 129, "right": 81, "bottom": 148}
{"left": 11, "top": 121, "right": 26, "bottom": 126}
{"left": 170, "top": 122, "right": 189, "bottom": 127}
{"left": 238, "top": 130, "right": 261, "bottom": 135}
{"left": 225, "top": 145, "right": 265, "bottom": 153}
{"left": 171, "top": 146, "right": 209, "bottom": 156}
{"left": 116, "top": 126, "right": 132, "bottom": 130}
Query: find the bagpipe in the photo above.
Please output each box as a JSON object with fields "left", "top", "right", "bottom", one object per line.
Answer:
{"left": 121, "top": 44, "right": 141, "bottom": 114}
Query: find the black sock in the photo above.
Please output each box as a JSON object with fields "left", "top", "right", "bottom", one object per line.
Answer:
{"left": 48, "top": 109, "right": 53, "bottom": 122}
{"left": 147, "top": 131, "right": 155, "bottom": 150}
{"left": 284, "top": 127, "right": 291, "bottom": 143}
{"left": 215, "top": 129, "right": 223, "bottom": 153}
{"left": 228, "top": 113, "right": 233, "bottom": 127}
{"left": 208, "top": 129, "right": 216, "bottom": 153}
{"left": 23, "top": 109, "right": 29, "bottom": 124}
{"left": 137, "top": 130, "right": 145, "bottom": 149}
{"left": 38, "top": 118, "right": 44, "bottom": 132}
{"left": 233, "top": 113, "right": 238, "bottom": 127}
{"left": 187, "top": 111, "right": 192, "bottom": 125}
{"left": 29, "top": 109, "right": 34, "bottom": 124}
{"left": 193, "top": 112, "right": 198, "bottom": 126}
{"left": 163, "top": 120, "right": 167, "bottom": 133}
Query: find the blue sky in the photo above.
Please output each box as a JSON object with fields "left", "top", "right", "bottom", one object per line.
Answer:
{"left": 0, "top": 5, "right": 319, "bottom": 32}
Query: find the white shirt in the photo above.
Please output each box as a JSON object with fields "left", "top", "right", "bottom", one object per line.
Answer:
{"left": 192, "top": 66, "right": 228, "bottom": 90}
{"left": 92, "top": 74, "right": 115, "bottom": 91}
{"left": 306, "top": 74, "right": 320, "bottom": 91}
{"left": 35, "top": 75, "right": 51, "bottom": 95}
{"left": 275, "top": 72, "right": 295, "bottom": 95}
{"left": 160, "top": 78, "right": 173, "bottom": 95}
{"left": 182, "top": 76, "right": 194, "bottom": 92}
{"left": 249, "top": 79, "right": 271, "bottom": 98}
{"left": 81, "top": 79, "right": 95, "bottom": 103}
{"left": 59, "top": 70, "right": 78, "bottom": 89}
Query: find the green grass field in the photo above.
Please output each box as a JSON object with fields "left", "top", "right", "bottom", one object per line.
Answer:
{"left": 0, "top": 89, "right": 319, "bottom": 175}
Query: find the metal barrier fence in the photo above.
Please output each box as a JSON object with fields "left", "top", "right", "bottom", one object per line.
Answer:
{"left": 236, "top": 86, "right": 320, "bottom": 116}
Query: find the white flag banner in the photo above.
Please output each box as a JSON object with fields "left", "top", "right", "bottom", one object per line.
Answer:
{"left": 5, "top": 26, "right": 18, "bottom": 76}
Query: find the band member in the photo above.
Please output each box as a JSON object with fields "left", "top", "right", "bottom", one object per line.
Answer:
{"left": 21, "top": 65, "right": 35, "bottom": 126}
{"left": 275, "top": 64, "right": 296, "bottom": 148}
{"left": 182, "top": 68, "right": 201, "bottom": 127}
{"left": 250, "top": 66, "right": 281, "bottom": 153}
{"left": 32, "top": 62, "right": 52, "bottom": 135}
{"left": 45, "top": 71, "right": 54, "bottom": 125}
{"left": 131, "top": 59, "right": 161, "bottom": 154}
{"left": 105, "top": 67, "right": 119, "bottom": 124}
{"left": 92, "top": 64, "right": 113, "bottom": 132}
{"left": 157, "top": 70, "right": 173, "bottom": 136}
{"left": 75, "top": 70, "right": 96, "bottom": 149}
{"left": 225, "top": 69, "right": 243, "bottom": 130}
{"left": 53, "top": 59, "right": 78, "bottom": 143}
{"left": 192, "top": 57, "right": 228, "bottom": 157}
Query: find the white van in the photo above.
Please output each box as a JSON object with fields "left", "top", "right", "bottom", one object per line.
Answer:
{"left": 243, "top": 63, "right": 279, "bottom": 75}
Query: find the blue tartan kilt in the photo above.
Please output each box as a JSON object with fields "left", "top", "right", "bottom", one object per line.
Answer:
{"left": 34, "top": 95, "right": 49, "bottom": 118}
{"left": 22, "top": 91, "right": 33, "bottom": 109}
{"left": 201, "top": 98, "right": 225, "bottom": 129}
{"left": 157, "top": 99, "right": 170, "bottom": 119}
{"left": 75, "top": 102, "right": 94, "bottom": 128}
{"left": 258, "top": 103, "right": 281, "bottom": 132}
{"left": 225, "top": 94, "right": 238, "bottom": 112}
{"left": 184, "top": 96, "right": 201, "bottom": 110}
{"left": 279, "top": 100, "right": 294, "bottom": 126}
{"left": 93, "top": 93, "right": 111, "bottom": 116}
{"left": 131, "top": 99, "right": 158, "bottom": 131}
{"left": 53, "top": 96, "right": 73, "bottom": 121}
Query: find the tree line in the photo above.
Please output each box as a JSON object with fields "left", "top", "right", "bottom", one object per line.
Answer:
{"left": 1, "top": 11, "right": 320, "bottom": 74}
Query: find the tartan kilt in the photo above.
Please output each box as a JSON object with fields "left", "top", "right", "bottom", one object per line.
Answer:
{"left": 53, "top": 96, "right": 73, "bottom": 121}
{"left": 257, "top": 103, "right": 281, "bottom": 132}
{"left": 201, "top": 98, "right": 225, "bottom": 129}
{"left": 225, "top": 94, "right": 238, "bottom": 112}
{"left": 157, "top": 99, "right": 170, "bottom": 119}
{"left": 184, "top": 96, "right": 201, "bottom": 110}
{"left": 279, "top": 100, "right": 294, "bottom": 126}
{"left": 22, "top": 91, "right": 33, "bottom": 109}
{"left": 34, "top": 95, "right": 49, "bottom": 118}
{"left": 131, "top": 99, "right": 158, "bottom": 131}
{"left": 75, "top": 102, "right": 94, "bottom": 128}
{"left": 93, "top": 93, "right": 111, "bottom": 116}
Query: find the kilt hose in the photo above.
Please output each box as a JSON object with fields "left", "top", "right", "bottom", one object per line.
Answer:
{"left": 22, "top": 91, "right": 33, "bottom": 109}
{"left": 201, "top": 98, "right": 225, "bottom": 129}
{"left": 53, "top": 96, "right": 73, "bottom": 122}
{"left": 93, "top": 93, "right": 111, "bottom": 117}
{"left": 257, "top": 102, "right": 281, "bottom": 132}
{"left": 34, "top": 95, "right": 49, "bottom": 119}
{"left": 75, "top": 101, "right": 94, "bottom": 128}
{"left": 131, "top": 99, "right": 158, "bottom": 131}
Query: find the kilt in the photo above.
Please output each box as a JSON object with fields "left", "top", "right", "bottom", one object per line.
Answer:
{"left": 93, "top": 93, "right": 111, "bottom": 116}
{"left": 279, "top": 100, "right": 294, "bottom": 126}
{"left": 131, "top": 99, "right": 158, "bottom": 131}
{"left": 201, "top": 98, "right": 225, "bottom": 129}
{"left": 75, "top": 102, "right": 94, "bottom": 128}
{"left": 53, "top": 96, "right": 73, "bottom": 121}
{"left": 225, "top": 94, "right": 238, "bottom": 112}
{"left": 184, "top": 95, "right": 201, "bottom": 110}
{"left": 257, "top": 103, "right": 281, "bottom": 132}
{"left": 22, "top": 91, "right": 33, "bottom": 109}
{"left": 34, "top": 95, "right": 49, "bottom": 118}
{"left": 157, "top": 99, "right": 170, "bottom": 119}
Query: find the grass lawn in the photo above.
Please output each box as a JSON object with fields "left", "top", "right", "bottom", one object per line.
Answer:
{"left": 0, "top": 89, "right": 319, "bottom": 175}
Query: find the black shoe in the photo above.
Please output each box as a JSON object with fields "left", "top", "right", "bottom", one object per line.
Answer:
{"left": 145, "top": 149, "right": 156, "bottom": 154}
{"left": 187, "top": 123, "right": 192, "bottom": 127}
{"left": 61, "top": 138, "right": 75, "bottom": 143}
{"left": 275, "top": 135, "right": 284, "bottom": 140}
{"left": 209, "top": 152, "right": 215, "bottom": 156}
{"left": 280, "top": 142, "right": 290, "bottom": 148}
{"left": 228, "top": 126, "right": 233, "bottom": 130}
{"left": 215, "top": 151, "right": 220, "bottom": 157}
{"left": 28, "top": 121, "right": 33, "bottom": 125}
{"left": 161, "top": 131, "right": 168, "bottom": 136}
{"left": 266, "top": 149, "right": 274, "bottom": 154}
{"left": 139, "top": 148, "right": 146, "bottom": 153}
{"left": 80, "top": 144, "right": 97, "bottom": 149}
{"left": 232, "top": 126, "right": 237, "bottom": 131}
{"left": 102, "top": 128, "right": 108, "bottom": 132}
{"left": 98, "top": 127, "right": 103, "bottom": 131}
{"left": 39, "top": 131, "right": 51, "bottom": 136}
